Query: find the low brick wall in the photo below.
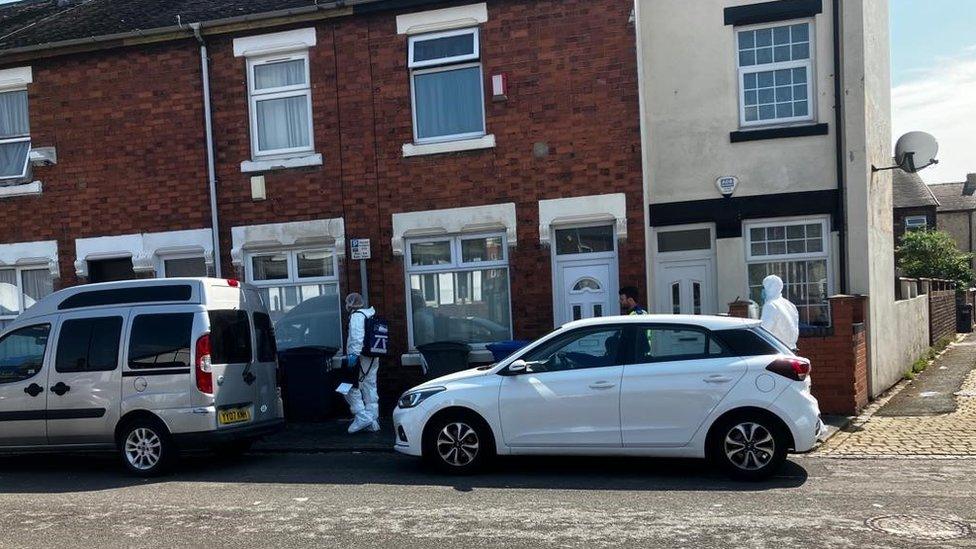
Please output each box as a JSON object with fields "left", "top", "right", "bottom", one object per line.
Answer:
{"left": 728, "top": 295, "right": 869, "bottom": 416}
{"left": 926, "top": 279, "right": 957, "bottom": 345}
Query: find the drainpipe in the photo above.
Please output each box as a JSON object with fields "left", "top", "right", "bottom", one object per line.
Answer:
{"left": 832, "top": 0, "right": 847, "bottom": 294}
{"left": 191, "top": 22, "right": 223, "bottom": 277}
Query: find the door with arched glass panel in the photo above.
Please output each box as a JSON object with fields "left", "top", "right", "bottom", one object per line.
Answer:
{"left": 552, "top": 225, "right": 619, "bottom": 326}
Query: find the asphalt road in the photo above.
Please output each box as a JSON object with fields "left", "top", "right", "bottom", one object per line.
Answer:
{"left": 0, "top": 451, "right": 974, "bottom": 549}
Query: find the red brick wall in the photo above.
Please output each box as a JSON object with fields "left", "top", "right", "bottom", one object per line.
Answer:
{"left": 928, "top": 284, "right": 956, "bottom": 345}
{"left": 796, "top": 296, "right": 869, "bottom": 416}
{"left": 0, "top": 42, "right": 210, "bottom": 284}
{"left": 2, "top": 0, "right": 644, "bottom": 409}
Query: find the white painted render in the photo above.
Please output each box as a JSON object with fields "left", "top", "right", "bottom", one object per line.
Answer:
{"left": 230, "top": 218, "right": 346, "bottom": 267}
{"left": 390, "top": 202, "right": 516, "bottom": 256}
{"left": 0, "top": 65, "right": 32, "bottom": 88}
{"left": 396, "top": 3, "right": 488, "bottom": 35}
{"left": 889, "top": 294, "right": 929, "bottom": 392}
{"left": 637, "top": 0, "right": 837, "bottom": 205}
{"left": 75, "top": 228, "right": 214, "bottom": 277}
{"left": 232, "top": 27, "right": 316, "bottom": 57}
{"left": 537, "top": 193, "right": 628, "bottom": 246}
{"left": 0, "top": 239, "right": 58, "bottom": 276}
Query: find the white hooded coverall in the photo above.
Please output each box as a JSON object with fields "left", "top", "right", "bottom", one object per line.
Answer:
{"left": 760, "top": 275, "right": 799, "bottom": 349}
{"left": 345, "top": 306, "right": 379, "bottom": 433}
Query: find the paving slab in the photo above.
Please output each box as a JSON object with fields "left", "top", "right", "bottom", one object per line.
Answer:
{"left": 877, "top": 334, "right": 976, "bottom": 417}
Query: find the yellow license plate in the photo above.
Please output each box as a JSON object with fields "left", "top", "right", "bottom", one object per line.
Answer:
{"left": 218, "top": 407, "right": 252, "bottom": 425}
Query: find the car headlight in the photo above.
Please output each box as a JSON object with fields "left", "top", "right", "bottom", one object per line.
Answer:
{"left": 398, "top": 387, "right": 446, "bottom": 409}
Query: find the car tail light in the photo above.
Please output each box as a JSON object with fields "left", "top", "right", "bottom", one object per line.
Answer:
{"left": 195, "top": 333, "right": 213, "bottom": 394}
{"left": 766, "top": 357, "right": 811, "bottom": 381}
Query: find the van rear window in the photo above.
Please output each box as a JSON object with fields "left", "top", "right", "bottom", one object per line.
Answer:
{"left": 128, "top": 313, "right": 194, "bottom": 369}
{"left": 209, "top": 310, "right": 252, "bottom": 364}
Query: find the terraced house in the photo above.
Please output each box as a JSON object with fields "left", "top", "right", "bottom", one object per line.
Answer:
{"left": 0, "top": 0, "right": 644, "bottom": 408}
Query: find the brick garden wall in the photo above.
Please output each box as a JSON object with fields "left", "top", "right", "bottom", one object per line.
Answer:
{"left": 927, "top": 280, "right": 957, "bottom": 345}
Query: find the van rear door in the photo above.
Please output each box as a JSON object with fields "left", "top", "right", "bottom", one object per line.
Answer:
{"left": 251, "top": 311, "right": 282, "bottom": 423}
{"left": 208, "top": 310, "right": 256, "bottom": 428}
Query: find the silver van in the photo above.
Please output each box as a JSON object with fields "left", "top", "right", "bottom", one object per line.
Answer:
{"left": 0, "top": 278, "right": 284, "bottom": 476}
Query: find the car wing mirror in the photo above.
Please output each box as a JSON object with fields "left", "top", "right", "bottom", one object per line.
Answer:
{"left": 507, "top": 359, "right": 528, "bottom": 374}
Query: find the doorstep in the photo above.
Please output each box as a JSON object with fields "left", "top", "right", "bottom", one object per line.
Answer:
{"left": 252, "top": 420, "right": 395, "bottom": 453}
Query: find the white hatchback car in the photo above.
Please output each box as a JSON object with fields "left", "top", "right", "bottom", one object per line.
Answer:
{"left": 393, "top": 315, "right": 824, "bottom": 480}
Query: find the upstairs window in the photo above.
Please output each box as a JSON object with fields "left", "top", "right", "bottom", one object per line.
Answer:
{"left": 408, "top": 28, "right": 486, "bottom": 144}
{"left": 736, "top": 21, "right": 814, "bottom": 127}
{"left": 0, "top": 88, "right": 30, "bottom": 182}
{"left": 904, "top": 215, "right": 928, "bottom": 231}
{"left": 247, "top": 52, "right": 313, "bottom": 158}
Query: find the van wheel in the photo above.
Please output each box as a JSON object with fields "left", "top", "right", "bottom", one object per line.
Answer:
{"left": 118, "top": 418, "right": 174, "bottom": 477}
{"left": 709, "top": 413, "right": 788, "bottom": 481}
{"left": 423, "top": 412, "right": 493, "bottom": 475}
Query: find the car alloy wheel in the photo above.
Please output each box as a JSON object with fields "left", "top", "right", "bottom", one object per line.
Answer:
{"left": 436, "top": 421, "right": 480, "bottom": 467}
{"left": 723, "top": 421, "right": 776, "bottom": 471}
{"left": 124, "top": 427, "right": 163, "bottom": 471}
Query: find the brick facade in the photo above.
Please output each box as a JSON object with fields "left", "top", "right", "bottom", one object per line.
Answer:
{"left": 0, "top": 0, "right": 644, "bottom": 410}
{"left": 927, "top": 280, "right": 957, "bottom": 345}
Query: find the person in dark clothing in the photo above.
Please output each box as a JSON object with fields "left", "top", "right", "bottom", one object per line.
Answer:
{"left": 619, "top": 286, "right": 648, "bottom": 315}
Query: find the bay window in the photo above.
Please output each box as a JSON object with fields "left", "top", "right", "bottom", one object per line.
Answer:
{"left": 245, "top": 248, "right": 341, "bottom": 351}
{"left": 406, "top": 234, "right": 511, "bottom": 349}
{"left": 745, "top": 218, "right": 830, "bottom": 327}
{"left": 737, "top": 20, "right": 814, "bottom": 127}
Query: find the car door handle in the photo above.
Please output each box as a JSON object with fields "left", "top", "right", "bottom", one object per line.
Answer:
{"left": 24, "top": 383, "right": 43, "bottom": 397}
{"left": 703, "top": 375, "right": 734, "bottom": 383}
{"left": 50, "top": 382, "right": 71, "bottom": 396}
{"left": 589, "top": 381, "right": 616, "bottom": 390}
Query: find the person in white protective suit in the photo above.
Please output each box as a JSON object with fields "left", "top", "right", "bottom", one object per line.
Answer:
{"left": 760, "top": 275, "right": 799, "bottom": 350}
{"left": 344, "top": 293, "right": 380, "bottom": 434}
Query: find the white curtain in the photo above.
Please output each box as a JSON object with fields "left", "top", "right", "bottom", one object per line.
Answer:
{"left": 0, "top": 269, "right": 17, "bottom": 316}
{"left": 414, "top": 66, "right": 483, "bottom": 139}
{"left": 256, "top": 95, "right": 310, "bottom": 151}
{"left": 254, "top": 60, "right": 306, "bottom": 90}
{"left": 20, "top": 269, "right": 52, "bottom": 310}
{"left": 0, "top": 90, "right": 28, "bottom": 137}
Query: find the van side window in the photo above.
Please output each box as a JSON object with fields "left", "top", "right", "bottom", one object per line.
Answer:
{"left": 254, "top": 312, "right": 277, "bottom": 362}
{"left": 128, "top": 313, "right": 194, "bottom": 369}
{"left": 0, "top": 324, "right": 50, "bottom": 384}
{"left": 55, "top": 317, "right": 123, "bottom": 373}
{"left": 209, "top": 310, "right": 252, "bottom": 364}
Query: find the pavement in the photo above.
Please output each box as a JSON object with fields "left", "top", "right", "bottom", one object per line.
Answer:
{"left": 817, "top": 332, "right": 976, "bottom": 458}
{"left": 0, "top": 451, "right": 974, "bottom": 548}
{"left": 253, "top": 419, "right": 393, "bottom": 453}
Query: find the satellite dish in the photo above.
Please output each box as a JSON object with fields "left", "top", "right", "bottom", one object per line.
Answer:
{"left": 894, "top": 131, "right": 939, "bottom": 173}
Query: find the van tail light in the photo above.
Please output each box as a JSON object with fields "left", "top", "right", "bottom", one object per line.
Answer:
{"left": 225, "top": 278, "right": 240, "bottom": 287}
{"left": 195, "top": 333, "right": 213, "bottom": 394}
{"left": 766, "top": 357, "right": 811, "bottom": 381}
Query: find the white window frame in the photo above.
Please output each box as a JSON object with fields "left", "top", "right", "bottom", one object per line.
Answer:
{"left": 404, "top": 232, "right": 511, "bottom": 350}
{"left": 904, "top": 215, "right": 928, "bottom": 230}
{"left": 735, "top": 18, "right": 816, "bottom": 128}
{"left": 408, "top": 27, "right": 487, "bottom": 145}
{"left": 0, "top": 87, "right": 31, "bottom": 182}
{"left": 246, "top": 51, "right": 315, "bottom": 160}
{"left": 0, "top": 264, "right": 51, "bottom": 322}
{"left": 244, "top": 247, "right": 339, "bottom": 287}
{"left": 744, "top": 216, "right": 832, "bottom": 324}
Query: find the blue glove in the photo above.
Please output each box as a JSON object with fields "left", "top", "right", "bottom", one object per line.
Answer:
{"left": 347, "top": 354, "right": 359, "bottom": 367}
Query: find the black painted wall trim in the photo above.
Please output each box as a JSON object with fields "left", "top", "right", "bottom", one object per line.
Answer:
{"left": 649, "top": 189, "right": 840, "bottom": 238}
{"left": 730, "top": 123, "right": 829, "bottom": 143}
{"left": 724, "top": 0, "right": 823, "bottom": 26}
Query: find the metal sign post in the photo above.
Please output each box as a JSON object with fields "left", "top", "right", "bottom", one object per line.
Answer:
{"left": 350, "top": 239, "right": 372, "bottom": 306}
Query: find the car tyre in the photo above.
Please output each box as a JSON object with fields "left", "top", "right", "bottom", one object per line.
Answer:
{"left": 423, "top": 412, "right": 493, "bottom": 475}
{"left": 118, "top": 417, "right": 175, "bottom": 477}
{"left": 709, "top": 413, "right": 789, "bottom": 481}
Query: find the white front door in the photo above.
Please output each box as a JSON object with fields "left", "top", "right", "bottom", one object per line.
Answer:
{"left": 655, "top": 260, "right": 714, "bottom": 315}
{"left": 557, "top": 261, "right": 613, "bottom": 324}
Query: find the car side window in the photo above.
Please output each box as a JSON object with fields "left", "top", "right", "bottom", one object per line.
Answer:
{"left": 128, "top": 313, "right": 194, "bottom": 369}
{"left": 0, "top": 324, "right": 50, "bottom": 384}
{"left": 253, "top": 312, "right": 277, "bottom": 362}
{"left": 633, "top": 325, "right": 728, "bottom": 363}
{"left": 55, "top": 317, "right": 123, "bottom": 373}
{"left": 520, "top": 327, "right": 626, "bottom": 373}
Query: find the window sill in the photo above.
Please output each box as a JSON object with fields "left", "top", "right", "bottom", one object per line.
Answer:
{"left": 0, "top": 180, "right": 42, "bottom": 198}
{"left": 402, "top": 134, "right": 495, "bottom": 158}
{"left": 240, "top": 153, "right": 322, "bottom": 173}
{"left": 401, "top": 349, "right": 495, "bottom": 366}
{"left": 730, "top": 123, "right": 829, "bottom": 143}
